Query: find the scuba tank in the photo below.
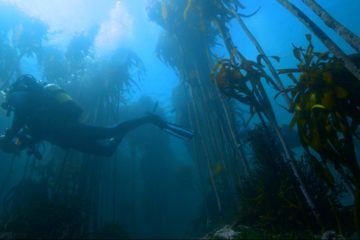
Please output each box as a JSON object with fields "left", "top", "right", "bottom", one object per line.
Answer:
{"left": 1, "top": 74, "right": 40, "bottom": 116}
{"left": 43, "top": 83, "right": 83, "bottom": 120}
{"left": 1, "top": 75, "right": 83, "bottom": 120}
{"left": 43, "top": 84, "right": 73, "bottom": 104}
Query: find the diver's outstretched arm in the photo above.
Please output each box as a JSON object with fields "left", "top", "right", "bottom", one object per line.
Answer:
{"left": 70, "top": 115, "right": 165, "bottom": 140}
{"left": 114, "top": 115, "right": 166, "bottom": 138}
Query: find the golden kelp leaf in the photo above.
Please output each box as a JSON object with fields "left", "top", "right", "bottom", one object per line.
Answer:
{"left": 211, "top": 62, "right": 224, "bottom": 80}
{"left": 308, "top": 93, "right": 317, "bottom": 106}
{"left": 311, "top": 104, "right": 327, "bottom": 110}
{"left": 293, "top": 46, "right": 302, "bottom": 61}
{"left": 161, "top": 0, "right": 168, "bottom": 19}
{"left": 322, "top": 71, "right": 334, "bottom": 84}
{"left": 335, "top": 86, "right": 348, "bottom": 99}
{"left": 298, "top": 62, "right": 305, "bottom": 71}
{"left": 306, "top": 93, "right": 318, "bottom": 111}
{"left": 183, "top": 0, "right": 192, "bottom": 20}
{"left": 305, "top": 43, "right": 314, "bottom": 64}
{"left": 294, "top": 104, "right": 302, "bottom": 112}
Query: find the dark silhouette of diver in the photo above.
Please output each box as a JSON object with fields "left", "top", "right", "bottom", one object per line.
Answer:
{"left": 0, "top": 75, "right": 193, "bottom": 158}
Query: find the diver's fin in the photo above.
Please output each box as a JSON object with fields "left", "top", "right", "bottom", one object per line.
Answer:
{"left": 163, "top": 122, "right": 194, "bottom": 140}
{"left": 146, "top": 111, "right": 194, "bottom": 140}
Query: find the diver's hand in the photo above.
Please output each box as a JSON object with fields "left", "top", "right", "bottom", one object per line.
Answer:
{"left": 145, "top": 112, "right": 168, "bottom": 129}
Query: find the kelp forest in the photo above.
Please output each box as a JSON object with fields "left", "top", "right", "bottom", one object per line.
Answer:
{"left": 0, "top": 0, "right": 359, "bottom": 239}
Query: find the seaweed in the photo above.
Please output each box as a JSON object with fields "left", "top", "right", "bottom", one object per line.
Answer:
{"left": 0, "top": 179, "right": 89, "bottom": 239}
{"left": 278, "top": 34, "right": 360, "bottom": 237}
{"left": 150, "top": 0, "right": 251, "bottom": 224}
{"left": 211, "top": 55, "right": 278, "bottom": 125}
{"left": 237, "top": 126, "right": 353, "bottom": 235}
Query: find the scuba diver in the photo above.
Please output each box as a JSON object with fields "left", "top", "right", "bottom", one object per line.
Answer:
{"left": 0, "top": 74, "right": 194, "bottom": 158}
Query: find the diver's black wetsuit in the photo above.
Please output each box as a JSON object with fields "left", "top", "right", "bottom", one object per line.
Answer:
{"left": 4, "top": 88, "right": 164, "bottom": 157}
{"left": 43, "top": 116, "right": 161, "bottom": 156}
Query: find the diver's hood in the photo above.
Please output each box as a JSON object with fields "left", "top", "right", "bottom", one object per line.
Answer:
{"left": 1, "top": 74, "right": 40, "bottom": 115}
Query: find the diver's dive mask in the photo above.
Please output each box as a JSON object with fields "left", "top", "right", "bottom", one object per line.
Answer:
{"left": 0, "top": 74, "right": 38, "bottom": 117}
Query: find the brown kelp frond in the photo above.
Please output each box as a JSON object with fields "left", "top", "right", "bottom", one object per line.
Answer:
{"left": 227, "top": 6, "right": 261, "bottom": 18}
{"left": 238, "top": 126, "right": 351, "bottom": 233}
{"left": 278, "top": 35, "right": 360, "bottom": 172}
{"left": 279, "top": 36, "right": 360, "bottom": 235}
{"left": 211, "top": 55, "right": 279, "bottom": 123}
{"left": 1, "top": 179, "right": 89, "bottom": 239}
{"left": 181, "top": 0, "right": 257, "bottom": 29}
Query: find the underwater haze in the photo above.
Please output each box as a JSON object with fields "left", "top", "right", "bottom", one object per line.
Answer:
{"left": 0, "top": 0, "right": 360, "bottom": 239}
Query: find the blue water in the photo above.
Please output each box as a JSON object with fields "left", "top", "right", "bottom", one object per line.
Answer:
{"left": 0, "top": 0, "right": 359, "bottom": 238}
